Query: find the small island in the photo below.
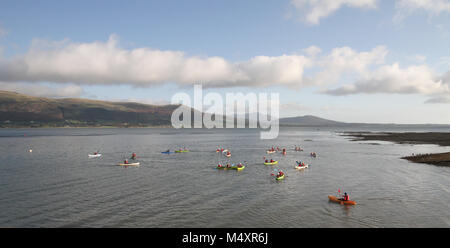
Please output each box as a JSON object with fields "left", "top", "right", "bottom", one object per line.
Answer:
{"left": 342, "top": 132, "right": 450, "bottom": 166}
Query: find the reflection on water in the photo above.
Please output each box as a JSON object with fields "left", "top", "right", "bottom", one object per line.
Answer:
{"left": 0, "top": 127, "right": 449, "bottom": 227}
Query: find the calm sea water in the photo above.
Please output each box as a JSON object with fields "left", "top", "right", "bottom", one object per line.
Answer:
{"left": 0, "top": 127, "right": 449, "bottom": 227}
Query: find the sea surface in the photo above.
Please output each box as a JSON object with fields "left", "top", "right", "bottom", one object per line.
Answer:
{"left": 0, "top": 127, "right": 449, "bottom": 227}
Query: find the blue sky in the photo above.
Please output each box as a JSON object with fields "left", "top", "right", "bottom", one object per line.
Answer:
{"left": 1, "top": 0, "right": 450, "bottom": 123}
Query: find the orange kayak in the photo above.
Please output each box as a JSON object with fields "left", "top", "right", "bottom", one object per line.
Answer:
{"left": 328, "top": 195, "right": 357, "bottom": 205}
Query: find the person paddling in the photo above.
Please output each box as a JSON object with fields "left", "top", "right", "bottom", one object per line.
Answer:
{"left": 277, "top": 170, "right": 284, "bottom": 178}
{"left": 340, "top": 192, "right": 350, "bottom": 201}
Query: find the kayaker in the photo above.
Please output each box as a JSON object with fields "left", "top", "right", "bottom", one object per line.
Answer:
{"left": 265, "top": 159, "right": 268, "bottom": 163}
{"left": 124, "top": 159, "right": 129, "bottom": 164}
{"left": 226, "top": 163, "right": 231, "bottom": 168}
{"left": 165, "top": 149, "right": 170, "bottom": 153}
{"left": 270, "top": 159, "right": 274, "bottom": 163}
{"left": 131, "top": 153, "right": 137, "bottom": 159}
{"left": 340, "top": 192, "right": 349, "bottom": 201}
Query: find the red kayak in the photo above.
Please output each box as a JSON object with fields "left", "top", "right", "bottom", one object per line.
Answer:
{"left": 328, "top": 195, "right": 357, "bottom": 205}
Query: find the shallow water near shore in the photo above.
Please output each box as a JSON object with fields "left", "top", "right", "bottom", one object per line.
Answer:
{"left": 0, "top": 127, "right": 449, "bottom": 227}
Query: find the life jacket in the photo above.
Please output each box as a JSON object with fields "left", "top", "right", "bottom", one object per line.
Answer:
{"left": 344, "top": 195, "right": 349, "bottom": 201}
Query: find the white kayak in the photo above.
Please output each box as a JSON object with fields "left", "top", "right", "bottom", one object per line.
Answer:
{"left": 118, "top": 162, "right": 140, "bottom": 166}
{"left": 88, "top": 154, "right": 102, "bottom": 158}
{"left": 295, "top": 164, "right": 309, "bottom": 170}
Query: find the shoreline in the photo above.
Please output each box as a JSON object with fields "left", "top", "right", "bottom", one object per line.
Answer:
{"left": 342, "top": 132, "right": 450, "bottom": 166}
{"left": 341, "top": 132, "right": 450, "bottom": 146}
{"left": 402, "top": 152, "right": 450, "bottom": 167}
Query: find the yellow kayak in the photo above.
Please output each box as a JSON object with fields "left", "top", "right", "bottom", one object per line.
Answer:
{"left": 233, "top": 165, "right": 245, "bottom": 171}
{"left": 118, "top": 162, "right": 140, "bottom": 166}
{"left": 276, "top": 174, "right": 285, "bottom": 180}
{"left": 264, "top": 161, "right": 278, "bottom": 165}
{"left": 175, "top": 150, "right": 189, "bottom": 153}
{"left": 295, "top": 164, "right": 308, "bottom": 170}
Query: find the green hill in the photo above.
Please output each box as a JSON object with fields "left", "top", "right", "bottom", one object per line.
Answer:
{"left": 0, "top": 91, "right": 179, "bottom": 127}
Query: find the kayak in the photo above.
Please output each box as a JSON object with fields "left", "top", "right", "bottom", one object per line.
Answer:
{"left": 118, "top": 162, "right": 140, "bottom": 166}
{"left": 328, "top": 195, "right": 357, "bottom": 205}
{"left": 88, "top": 154, "right": 101, "bottom": 158}
{"left": 276, "top": 174, "right": 285, "bottom": 180}
{"left": 217, "top": 165, "right": 237, "bottom": 170}
{"left": 161, "top": 151, "right": 173, "bottom": 154}
{"left": 231, "top": 165, "right": 245, "bottom": 171}
{"left": 175, "top": 150, "right": 189, "bottom": 153}
{"left": 266, "top": 150, "right": 276, "bottom": 154}
{"left": 295, "top": 164, "right": 308, "bottom": 170}
{"left": 264, "top": 161, "right": 278, "bottom": 165}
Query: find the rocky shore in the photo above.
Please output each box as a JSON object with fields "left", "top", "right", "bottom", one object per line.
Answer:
{"left": 342, "top": 132, "right": 450, "bottom": 166}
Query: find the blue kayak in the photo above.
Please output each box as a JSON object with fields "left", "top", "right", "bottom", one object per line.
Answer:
{"left": 161, "top": 151, "right": 173, "bottom": 154}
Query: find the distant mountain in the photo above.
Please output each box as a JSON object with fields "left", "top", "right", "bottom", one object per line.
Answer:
{"left": 2, "top": 91, "right": 448, "bottom": 128}
{"left": 279, "top": 115, "right": 347, "bottom": 126}
{"left": 0, "top": 91, "right": 179, "bottom": 127}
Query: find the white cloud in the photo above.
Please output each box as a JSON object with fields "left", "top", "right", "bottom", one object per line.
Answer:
{"left": 302, "top": 45, "right": 322, "bottom": 57}
{"left": 324, "top": 63, "right": 450, "bottom": 98}
{"left": 1, "top": 35, "right": 449, "bottom": 104}
{"left": 396, "top": 0, "right": 450, "bottom": 15}
{"left": 289, "top": 0, "right": 450, "bottom": 25}
{"left": 0, "top": 35, "right": 312, "bottom": 89}
{"left": 0, "top": 82, "right": 84, "bottom": 98}
{"left": 290, "top": 0, "right": 378, "bottom": 25}
{"left": 305, "top": 45, "right": 388, "bottom": 85}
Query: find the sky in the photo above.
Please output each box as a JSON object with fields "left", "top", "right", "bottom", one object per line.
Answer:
{"left": 1, "top": 0, "right": 450, "bottom": 123}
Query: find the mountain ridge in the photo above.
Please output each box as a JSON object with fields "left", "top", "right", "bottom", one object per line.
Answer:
{"left": 1, "top": 91, "right": 450, "bottom": 128}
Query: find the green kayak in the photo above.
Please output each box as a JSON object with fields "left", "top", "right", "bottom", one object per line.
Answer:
{"left": 276, "top": 174, "right": 285, "bottom": 180}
